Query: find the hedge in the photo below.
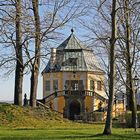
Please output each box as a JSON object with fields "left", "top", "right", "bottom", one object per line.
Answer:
{"left": 125, "top": 111, "right": 140, "bottom": 128}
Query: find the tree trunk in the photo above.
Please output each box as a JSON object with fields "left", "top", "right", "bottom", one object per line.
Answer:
{"left": 125, "top": 0, "right": 132, "bottom": 111}
{"left": 124, "top": 0, "right": 137, "bottom": 128}
{"left": 126, "top": 76, "right": 132, "bottom": 110}
{"left": 14, "top": 0, "right": 23, "bottom": 106}
{"left": 103, "top": 0, "right": 116, "bottom": 135}
{"left": 30, "top": 69, "right": 39, "bottom": 107}
{"left": 30, "top": 0, "right": 41, "bottom": 107}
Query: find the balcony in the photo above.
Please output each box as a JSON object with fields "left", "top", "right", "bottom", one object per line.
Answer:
{"left": 64, "top": 90, "right": 94, "bottom": 96}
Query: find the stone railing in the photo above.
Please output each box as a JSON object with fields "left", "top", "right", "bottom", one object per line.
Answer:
{"left": 42, "top": 90, "right": 108, "bottom": 103}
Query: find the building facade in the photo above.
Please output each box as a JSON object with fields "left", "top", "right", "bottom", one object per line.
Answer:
{"left": 42, "top": 30, "right": 107, "bottom": 119}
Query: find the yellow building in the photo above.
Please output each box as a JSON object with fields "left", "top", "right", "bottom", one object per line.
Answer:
{"left": 42, "top": 30, "right": 108, "bottom": 119}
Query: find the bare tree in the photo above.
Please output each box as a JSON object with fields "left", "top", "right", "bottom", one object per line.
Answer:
{"left": 14, "top": 0, "right": 23, "bottom": 105}
{"left": 29, "top": 0, "right": 41, "bottom": 107}
{"left": 80, "top": 0, "right": 140, "bottom": 130}
{"left": 0, "top": 0, "right": 23, "bottom": 105}
{"left": 103, "top": 0, "right": 117, "bottom": 135}
{"left": 116, "top": 0, "right": 140, "bottom": 128}
{"left": 78, "top": 1, "right": 117, "bottom": 134}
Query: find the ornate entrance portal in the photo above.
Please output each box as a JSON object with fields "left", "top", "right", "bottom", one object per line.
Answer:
{"left": 64, "top": 94, "right": 85, "bottom": 119}
{"left": 69, "top": 100, "right": 80, "bottom": 120}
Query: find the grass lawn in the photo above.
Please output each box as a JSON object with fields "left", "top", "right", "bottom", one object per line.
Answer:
{"left": 0, "top": 104, "right": 140, "bottom": 140}
{"left": 0, "top": 124, "right": 140, "bottom": 140}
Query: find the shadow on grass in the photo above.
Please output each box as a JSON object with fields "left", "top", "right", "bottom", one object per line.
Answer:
{"left": 47, "top": 133, "right": 140, "bottom": 140}
{"left": 1, "top": 127, "right": 140, "bottom": 140}
{"left": 0, "top": 134, "right": 104, "bottom": 140}
{"left": 14, "top": 128, "right": 49, "bottom": 131}
{"left": 1, "top": 133, "right": 140, "bottom": 140}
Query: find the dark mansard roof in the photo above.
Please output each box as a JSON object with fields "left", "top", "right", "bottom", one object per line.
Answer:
{"left": 42, "top": 30, "right": 105, "bottom": 74}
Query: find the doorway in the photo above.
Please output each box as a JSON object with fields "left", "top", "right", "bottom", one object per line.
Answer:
{"left": 69, "top": 100, "right": 80, "bottom": 120}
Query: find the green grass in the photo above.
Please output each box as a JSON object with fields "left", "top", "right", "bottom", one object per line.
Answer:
{"left": 0, "top": 104, "right": 140, "bottom": 140}
{"left": 0, "top": 124, "right": 140, "bottom": 140}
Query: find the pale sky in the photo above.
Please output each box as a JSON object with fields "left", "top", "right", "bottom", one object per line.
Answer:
{"left": 0, "top": 73, "right": 43, "bottom": 101}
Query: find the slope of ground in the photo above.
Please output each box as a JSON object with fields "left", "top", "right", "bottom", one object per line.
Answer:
{"left": 0, "top": 103, "right": 70, "bottom": 128}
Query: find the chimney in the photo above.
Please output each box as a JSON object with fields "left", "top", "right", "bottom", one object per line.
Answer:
{"left": 50, "top": 48, "right": 56, "bottom": 69}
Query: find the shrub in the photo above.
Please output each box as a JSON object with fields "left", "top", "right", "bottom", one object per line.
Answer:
{"left": 125, "top": 111, "right": 132, "bottom": 127}
{"left": 91, "top": 112, "right": 105, "bottom": 122}
{"left": 125, "top": 111, "right": 140, "bottom": 128}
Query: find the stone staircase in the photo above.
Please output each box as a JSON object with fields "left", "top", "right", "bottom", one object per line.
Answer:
{"left": 41, "top": 90, "right": 108, "bottom": 104}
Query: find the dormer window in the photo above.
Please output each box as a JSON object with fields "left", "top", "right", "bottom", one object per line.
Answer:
{"left": 69, "top": 58, "right": 77, "bottom": 66}
{"left": 62, "top": 58, "right": 77, "bottom": 66}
